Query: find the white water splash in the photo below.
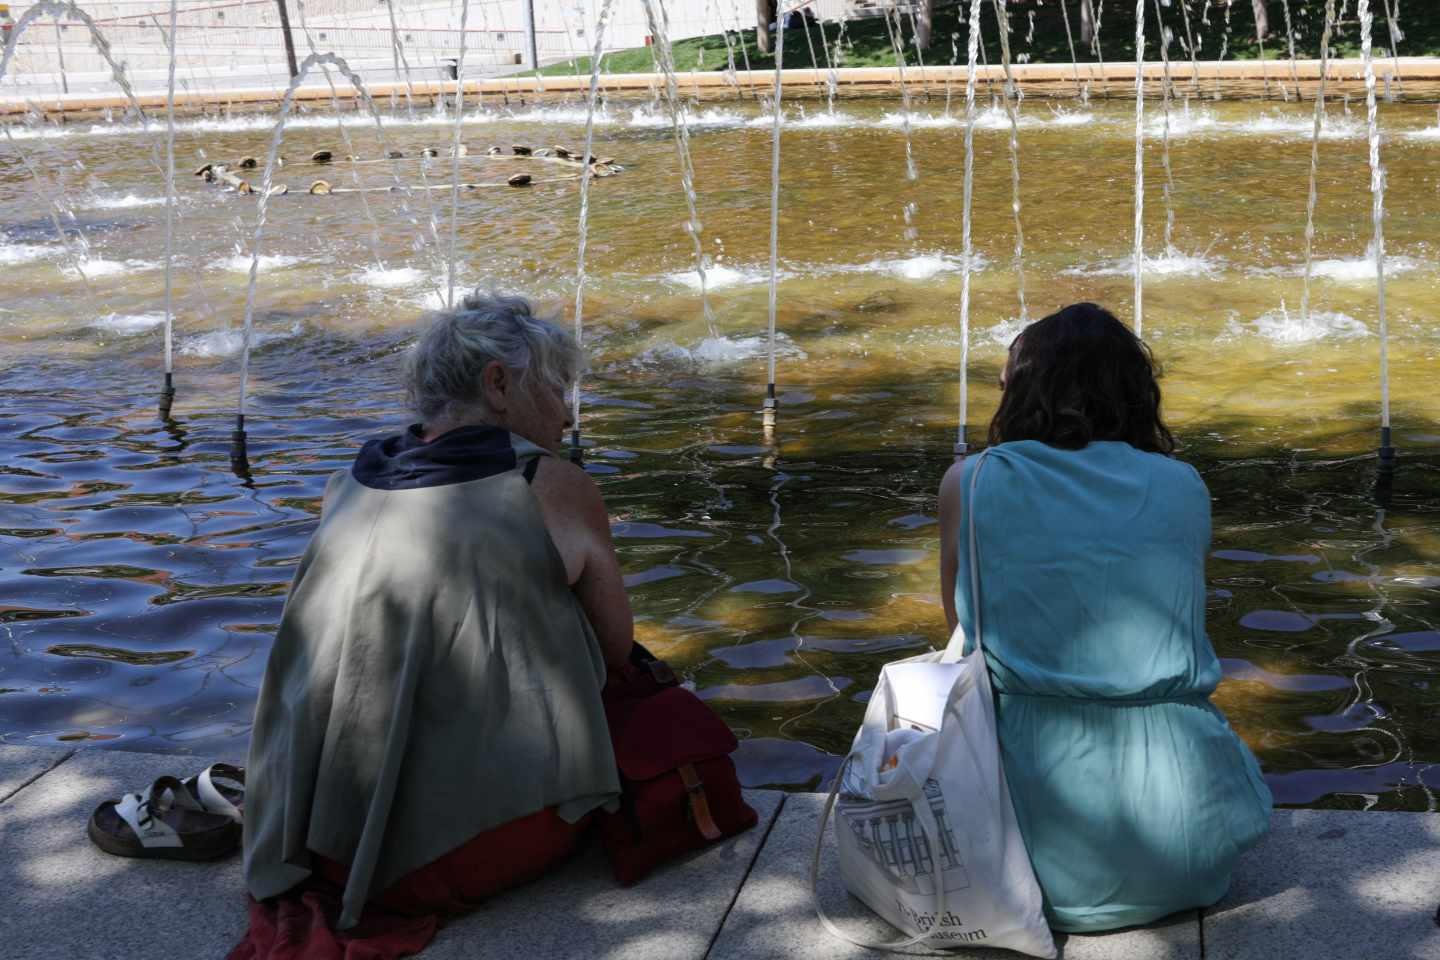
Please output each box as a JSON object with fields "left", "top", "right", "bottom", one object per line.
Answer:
{"left": 1066, "top": 248, "right": 1223, "bottom": 278}
{"left": 1234, "top": 112, "right": 1364, "bottom": 139}
{"left": 1308, "top": 254, "right": 1421, "bottom": 282}
{"left": 666, "top": 263, "right": 770, "bottom": 290}
{"left": 1048, "top": 109, "right": 1097, "bottom": 127}
{"left": 218, "top": 253, "right": 302, "bottom": 273}
{"left": 842, "top": 252, "right": 991, "bottom": 281}
{"left": 878, "top": 111, "right": 959, "bottom": 129}
{"left": 1222, "top": 308, "right": 1369, "bottom": 344}
{"left": 62, "top": 258, "right": 156, "bottom": 278}
{"left": 878, "top": 107, "right": 1086, "bottom": 131}
{"left": 2, "top": 109, "right": 502, "bottom": 141}
{"left": 179, "top": 322, "right": 303, "bottom": 357}
{"left": 354, "top": 265, "right": 427, "bottom": 287}
{"left": 84, "top": 194, "right": 168, "bottom": 210}
{"left": 632, "top": 107, "right": 747, "bottom": 129}
{"left": 92, "top": 312, "right": 166, "bottom": 334}
{"left": 1405, "top": 126, "right": 1440, "bottom": 141}
{"left": 1151, "top": 108, "right": 1364, "bottom": 140}
{"left": 666, "top": 253, "right": 994, "bottom": 288}
{"left": 983, "top": 316, "right": 1031, "bottom": 348}
{"left": 0, "top": 243, "right": 59, "bottom": 264}
{"left": 788, "top": 110, "right": 863, "bottom": 129}
{"left": 1148, "top": 105, "right": 1220, "bottom": 136}
{"left": 446, "top": 104, "right": 759, "bottom": 130}
{"left": 973, "top": 105, "right": 1037, "bottom": 130}
{"left": 505, "top": 106, "right": 612, "bottom": 125}
{"left": 643, "top": 333, "right": 807, "bottom": 366}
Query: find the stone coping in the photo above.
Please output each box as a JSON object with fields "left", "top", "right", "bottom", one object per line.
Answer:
{"left": 4, "top": 58, "right": 1439, "bottom": 116}
{"left": 0, "top": 744, "right": 1435, "bottom": 959}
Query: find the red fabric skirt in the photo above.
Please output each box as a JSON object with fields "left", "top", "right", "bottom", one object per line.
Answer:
{"left": 228, "top": 807, "right": 589, "bottom": 960}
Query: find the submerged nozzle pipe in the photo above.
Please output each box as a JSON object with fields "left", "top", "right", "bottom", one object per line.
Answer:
{"left": 230, "top": 413, "right": 250, "bottom": 477}
{"left": 1373, "top": 426, "right": 1397, "bottom": 507}
{"left": 1373, "top": 469, "right": 1393, "bottom": 509}
{"left": 762, "top": 383, "right": 777, "bottom": 430}
{"left": 954, "top": 440, "right": 968, "bottom": 463}
{"left": 1378, "top": 425, "right": 1397, "bottom": 476}
{"left": 569, "top": 427, "right": 583, "bottom": 465}
{"left": 158, "top": 372, "right": 176, "bottom": 419}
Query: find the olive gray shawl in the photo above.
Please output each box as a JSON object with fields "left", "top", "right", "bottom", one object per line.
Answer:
{"left": 243, "top": 447, "right": 619, "bottom": 929}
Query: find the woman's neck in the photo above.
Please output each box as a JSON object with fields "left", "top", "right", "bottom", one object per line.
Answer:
{"left": 420, "top": 418, "right": 502, "bottom": 444}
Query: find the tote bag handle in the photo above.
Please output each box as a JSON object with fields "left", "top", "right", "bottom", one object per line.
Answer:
{"left": 810, "top": 754, "right": 949, "bottom": 951}
{"left": 810, "top": 451, "right": 996, "bottom": 950}
{"left": 967, "top": 450, "right": 990, "bottom": 653}
{"left": 942, "top": 448, "right": 992, "bottom": 662}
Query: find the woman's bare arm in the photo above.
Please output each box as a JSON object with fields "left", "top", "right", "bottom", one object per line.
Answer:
{"left": 938, "top": 460, "right": 966, "bottom": 634}
{"left": 530, "top": 456, "right": 635, "bottom": 669}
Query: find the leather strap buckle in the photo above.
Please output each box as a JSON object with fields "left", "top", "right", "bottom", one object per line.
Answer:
{"left": 677, "top": 763, "right": 722, "bottom": 841}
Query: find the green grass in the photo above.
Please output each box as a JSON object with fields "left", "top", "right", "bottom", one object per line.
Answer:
{"left": 540, "top": 2, "right": 1440, "bottom": 77}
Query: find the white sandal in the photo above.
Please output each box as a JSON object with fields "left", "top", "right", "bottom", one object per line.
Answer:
{"left": 176, "top": 763, "right": 245, "bottom": 823}
{"left": 87, "top": 774, "right": 240, "bottom": 861}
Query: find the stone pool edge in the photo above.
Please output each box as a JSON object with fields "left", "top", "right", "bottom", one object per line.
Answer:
{"left": 0, "top": 743, "right": 1436, "bottom": 959}
{"left": 8, "top": 59, "right": 1440, "bottom": 118}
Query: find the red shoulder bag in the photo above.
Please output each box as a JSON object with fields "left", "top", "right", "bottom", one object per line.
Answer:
{"left": 598, "top": 646, "right": 758, "bottom": 885}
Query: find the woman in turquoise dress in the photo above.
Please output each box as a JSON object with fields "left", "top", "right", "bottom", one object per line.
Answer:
{"left": 937, "top": 303, "right": 1272, "bottom": 932}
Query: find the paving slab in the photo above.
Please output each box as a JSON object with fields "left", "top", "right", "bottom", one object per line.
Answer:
{"left": 1056, "top": 914, "right": 1199, "bottom": 960}
{"left": 708, "top": 792, "right": 1199, "bottom": 959}
{"left": 0, "top": 744, "right": 784, "bottom": 960}
{"left": 1205, "top": 809, "right": 1440, "bottom": 960}
{"left": 6, "top": 745, "right": 1436, "bottom": 960}
{"left": 0, "top": 744, "right": 73, "bottom": 804}
{"left": 425, "top": 790, "right": 785, "bottom": 960}
{"left": 0, "top": 748, "right": 249, "bottom": 960}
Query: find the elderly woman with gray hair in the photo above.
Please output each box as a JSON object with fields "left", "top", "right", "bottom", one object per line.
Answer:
{"left": 231, "top": 293, "right": 633, "bottom": 960}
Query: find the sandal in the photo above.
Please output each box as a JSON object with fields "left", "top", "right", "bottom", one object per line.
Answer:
{"left": 87, "top": 775, "right": 241, "bottom": 861}
{"left": 177, "top": 763, "right": 245, "bottom": 823}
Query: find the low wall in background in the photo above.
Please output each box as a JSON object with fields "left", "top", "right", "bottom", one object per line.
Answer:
{"left": 3, "top": 58, "right": 1439, "bottom": 118}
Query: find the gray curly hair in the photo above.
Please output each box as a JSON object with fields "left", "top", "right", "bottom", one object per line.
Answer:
{"left": 403, "top": 291, "right": 585, "bottom": 424}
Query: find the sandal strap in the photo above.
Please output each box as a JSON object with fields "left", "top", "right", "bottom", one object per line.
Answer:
{"left": 192, "top": 764, "right": 244, "bottom": 823}
{"left": 114, "top": 776, "right": 190, "bottom": 849}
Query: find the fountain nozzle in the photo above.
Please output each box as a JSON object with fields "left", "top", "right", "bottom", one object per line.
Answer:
{"left": 1378, "top": 426, "right": 1397, "bottom": 475}
{"left": 1373, "top": 427, "right": 1397, "bottom": 507}
{"left": 230, "top": 414, "right": 250, "bottom": 478}
{"left": 954, "top": 441, "right": 968, "bottom": 463}
{"left": 569, "top": 428, "right": 583, "bottom": 465}
{"left": 762, "top": 384, "right": 777, "bottom": 430}
{"left": 158, "top": 372, "right": 176, "bottom": 420}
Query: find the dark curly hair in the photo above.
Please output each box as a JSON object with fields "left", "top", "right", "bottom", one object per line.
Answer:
{"left": 988, "top": 303, "right": 1174, "bottom": 454}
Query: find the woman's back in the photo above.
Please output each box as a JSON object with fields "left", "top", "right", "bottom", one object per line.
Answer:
{"left": 958, "top": 440, "right": 1215, "bottom": 700}
{"left": 244, "top": 433, "right": 621, "bottom": 929}
{"left": 955, "top": 440, "right": 1271, "bottom": 932}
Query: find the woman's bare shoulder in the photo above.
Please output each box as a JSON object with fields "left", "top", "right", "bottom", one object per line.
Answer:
{"left": 530, "top": 455, "right": 609, "bottom": 525}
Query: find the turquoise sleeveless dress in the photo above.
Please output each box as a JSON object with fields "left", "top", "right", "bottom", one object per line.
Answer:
{"left": 955, "top": 440, "right": 1271, "bottom": 932}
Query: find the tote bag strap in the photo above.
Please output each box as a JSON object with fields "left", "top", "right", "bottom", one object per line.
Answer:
{"left": 965, "top": 449, "right": 992, "bottom": 656}
{"left": 963, "top": 450, "right": 1023, "bottom": 836}
{"left": 811, "top": 754, "right": 948, "bottom": 951}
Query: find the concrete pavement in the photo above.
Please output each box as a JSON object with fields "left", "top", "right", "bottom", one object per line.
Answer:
{"left": 0, "top": 744, "right": 1436, "bottom": 959}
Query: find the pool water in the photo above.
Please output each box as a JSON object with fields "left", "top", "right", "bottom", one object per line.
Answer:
{"left": 1, "top": 94, "right": 1437, "bottom": 809}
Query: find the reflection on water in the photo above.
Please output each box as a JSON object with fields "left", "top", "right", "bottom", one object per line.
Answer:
{"left": 0, "top": 96, "right": 1438, "bottom": 810}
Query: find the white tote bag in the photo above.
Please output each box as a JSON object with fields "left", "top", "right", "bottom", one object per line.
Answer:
{"left": 811, "top": 452, "right": 1056, "bottom": 958}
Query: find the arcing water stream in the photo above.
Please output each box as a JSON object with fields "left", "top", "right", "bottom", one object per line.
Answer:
{"left": 990, "top": 0, "right": 1028, "bottom": 324}
{"left": 641, "top": 0, "right": 720, "bottom": 342}
{"left": 1131, "top": 0, "right": 1146, "bottom": 335}
{"left": 1153, "top": 0, "right": 1178, "bottom": 256}
{"left": 1301, "top": 0, "right": 1339, "bottom": 326}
